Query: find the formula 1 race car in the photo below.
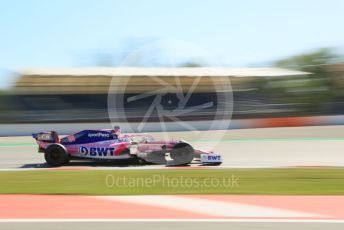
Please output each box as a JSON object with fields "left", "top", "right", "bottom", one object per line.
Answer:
{"left": 32, "top": 128, "right": 222, "bottom": 167}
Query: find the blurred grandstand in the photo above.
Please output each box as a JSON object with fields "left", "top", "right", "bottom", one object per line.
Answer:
{"left": 0, "top": 66, "right": 324, "bottom": 123}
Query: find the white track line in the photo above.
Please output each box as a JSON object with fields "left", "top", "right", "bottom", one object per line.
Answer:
{"left": 0, "top": 219, "right": 343, "bottom": 223}
{"left": 0, "top": 165, "right": 323, "bottom": 171}
{"left": 99, "top": 195, "right": 324, "bottom": 218}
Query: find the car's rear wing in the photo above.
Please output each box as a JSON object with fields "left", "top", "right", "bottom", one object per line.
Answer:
{"left": 32, "top": 131, "right": 60, "bottom": 143}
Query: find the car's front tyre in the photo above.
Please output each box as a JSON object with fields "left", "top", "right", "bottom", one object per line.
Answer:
{"left": 44, "top": 144, "right": 69, "bottom": 167}
{"left": 169, "top": 142, "right": 194, "bottom": 166}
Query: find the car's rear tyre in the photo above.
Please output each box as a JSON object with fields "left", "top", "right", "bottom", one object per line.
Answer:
{"left": 44, "top": 144, "right": 69, "bottom": 167}
{"left": 169, "top": 142, "right": 194, "bottom": 166}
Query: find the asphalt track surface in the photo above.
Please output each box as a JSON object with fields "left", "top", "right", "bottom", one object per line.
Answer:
{"left": 1, "top": 126, "right": 344, "bottom": 229}
{"left": 1, "top": 125, "right": 344, "bottom": 169}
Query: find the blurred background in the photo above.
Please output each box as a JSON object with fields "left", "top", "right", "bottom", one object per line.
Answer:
{"left": 1, "top": 0, "right": 344, "bottom": 127}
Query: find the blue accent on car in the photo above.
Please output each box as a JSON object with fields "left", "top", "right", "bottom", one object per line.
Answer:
{"left": 32, "top": 132, "right": 56, "bottom": 143}
{"left": 61, "top": 130, "right": 117, "bottom": 145}
{"left": 79, "top": 146, "right": 115, "bottom": 156}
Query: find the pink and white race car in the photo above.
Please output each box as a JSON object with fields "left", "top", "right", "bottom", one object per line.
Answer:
{"left": 32, "top": 128, "right": 222, "bottom": 167}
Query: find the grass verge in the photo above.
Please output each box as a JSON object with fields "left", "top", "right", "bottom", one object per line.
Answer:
{"left": 0, "top": 168, "right": 344, "bottom": 195}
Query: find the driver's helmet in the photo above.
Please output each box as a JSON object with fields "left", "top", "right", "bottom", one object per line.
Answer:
{"left": 112, "top": 126, "right": 121, "bottom": 136}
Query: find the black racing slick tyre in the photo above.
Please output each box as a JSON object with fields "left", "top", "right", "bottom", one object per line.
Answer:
{"left": 169, "top": 142, "right": 194, "bottom": 166}
{"left": 44, "top": 144, "right": 69, "bottom": 167}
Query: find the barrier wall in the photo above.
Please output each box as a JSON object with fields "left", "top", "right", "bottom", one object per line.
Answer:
{"left": 1, "top": 115, "right": 344, "bottom": 136}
